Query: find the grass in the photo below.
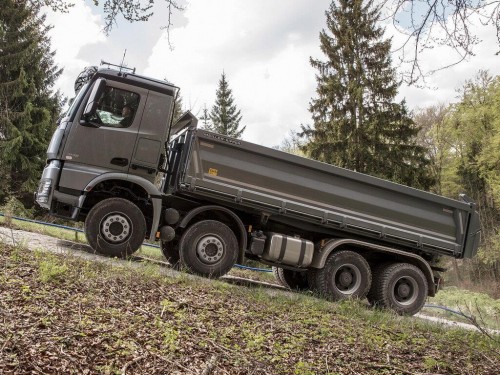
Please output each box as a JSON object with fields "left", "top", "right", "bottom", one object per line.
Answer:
{"left": 1, "top": 213, "right": 499, "bottom": 329}
{"left": 0, "top": 215, "right": 85, "bottom": 243}
{"left": 424, "top": 287, "right": 500, "bottom": 330}
{"left": 0, "top": 242, "right": 499, "bottom": 374}
{"left": 0, "top": 215, "right": 278, "bottom": 283}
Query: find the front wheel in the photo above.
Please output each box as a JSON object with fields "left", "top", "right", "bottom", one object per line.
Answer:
{"left": 314, "top": 250, "right": 371, "bottom": 301}
{"left": 84, "top": 198, "right": 146, "bottom": 258}
{"left": 179, "top": 220, "right": 238, "bottom": 278}
{"left": 368, "top": 263, "right": 428, "bottom": 316}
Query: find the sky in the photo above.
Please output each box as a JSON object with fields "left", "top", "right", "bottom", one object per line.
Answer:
{"left": 46, "top": 0, "right": 500, "bottom": 147}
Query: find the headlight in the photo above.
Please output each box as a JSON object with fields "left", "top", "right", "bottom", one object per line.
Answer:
{"left": 36, "top": 178, "right": 52, "bottom": 203}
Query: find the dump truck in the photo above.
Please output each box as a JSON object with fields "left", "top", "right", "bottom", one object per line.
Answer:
{"left": 36, "top": 64, "right": 481, "bottom": 315}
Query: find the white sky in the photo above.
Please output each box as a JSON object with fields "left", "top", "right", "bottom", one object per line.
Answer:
{"left": 46, "top": 0, "right": 500, "bottom": 147}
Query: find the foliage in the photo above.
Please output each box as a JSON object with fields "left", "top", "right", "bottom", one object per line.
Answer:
{"left": 302, "top": 0, "right": 433, "bottom": 190}
{"left": 417, "top": 71, "right": 500, "bottom": 281}
{"left": 413, "top": 104, "right": 452, "bottom": 195}
{"left": 172, "top": 93, "right": 183, "bottom": 123}
{"left": 29, "top": 0, "right": 183, "bottom": 35}
{"left": 38, "top": 258, "right": 68, "bottom": 283}
{"left": 209, "top": 72, "right": 245, "bottom": 139}
{"left": 382, "top": 0, "right": 500, "bottom": 84}
{"left": 274, "top": 130, "right": 305, "bottom": 156}
{"left": 427, "top": 286, "right": 500, "bottom": 330}
{"left": 0, "top": 197, "right": 35, "bottom": 221}
{"left": 199, "top": 105, "right": 211, "bottom": 130}
{"left": 443, "top": 71, "right": 500, "bottom": 269}
{"left": 0, "top": 0, "right": 62, "bottom": 208}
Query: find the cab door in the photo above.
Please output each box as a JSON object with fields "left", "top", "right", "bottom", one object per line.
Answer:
{"left": 62, "top": 80, "right": 147, "bottom": 176}
{"left": 129, "top": 90, "right": 175, "bottom": 183}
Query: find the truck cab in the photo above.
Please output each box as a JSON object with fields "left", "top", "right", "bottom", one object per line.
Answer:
{"left": 37, "top": 67, "right": 176, "bottom": 225}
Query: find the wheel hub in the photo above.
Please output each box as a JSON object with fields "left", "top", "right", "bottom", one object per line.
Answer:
{"left": 339, "top": 270, "right": 353, "bottom": 287}
{"left": 397, "top": 283, "right": 411, "bottom": 298}
{"left": 334, "top": 264, "right": 361, "bottom": 294}
{"left": 393, "top": 276, "right": 418, "bottom": 305}
{"left": 196, "top": 235, "right": 224, "bottom": 264}
{"left": 101, "top": 214, "right": 131, "bottom": 243}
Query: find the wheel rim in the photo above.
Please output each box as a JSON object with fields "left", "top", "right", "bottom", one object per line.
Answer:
{"left": 100, "top": 213, "right": 131, "bottom": 244}
{"left": 393, "top": 276, "right": 419, "bottom": 306}
{"left": 196, "top": 235, "right": 224, "bottom": 264}
{"left": 333, "top": 263, "right": 362, "bottom": 295}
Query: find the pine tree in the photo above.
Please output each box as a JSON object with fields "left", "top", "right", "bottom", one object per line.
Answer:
{"left": 302, "top": 0, "right": 433, "bottom": 190}
{"left": 0, "top": 0, "right": 62, "bottom": 207}
{"left": 199, "top": 104, "right": 212, "bottom": 130}
{"left": 209, "top": 72, "right": 245, "bottom": 139}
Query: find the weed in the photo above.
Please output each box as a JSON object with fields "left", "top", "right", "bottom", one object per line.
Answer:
{"left": 38, "top": 259, "right": 68, "bottom": 283}
{"left": 294, "top": 361, "right": 315, "bottom": 375}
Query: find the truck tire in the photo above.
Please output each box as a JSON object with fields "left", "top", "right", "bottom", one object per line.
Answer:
{"left": 161, "top": 239, "right": 180, "bottom": 268}
{"left": 366, "top": 262, "right": 391, "bottom": 305}
{"left": 314, "top": 250, "right": 371, "bottom": 301}
{"left": 272, "top": 267, "right": 309, "bottom": 290}
{"left": 84, "top": 198, "right": 146, "bottom": 258}
{"left": 307, "top": 269, "right": 319, "bottom": 292}
{"left": 368, "top": 262, "right": 428, "bottom": 316}
{"left": 272, "top": 266, "right": 286, "bottom": 286}
{"left": 179, "top": 220, "right": 238, "bottom": 278}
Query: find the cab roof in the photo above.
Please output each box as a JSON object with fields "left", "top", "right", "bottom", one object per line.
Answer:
{"left": 95, "top": 68, "right": 178, "bottom": 97}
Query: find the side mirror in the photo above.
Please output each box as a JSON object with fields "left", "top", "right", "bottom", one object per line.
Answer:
{"left": 82, "top": 78, "right": 106, "bottom": 119}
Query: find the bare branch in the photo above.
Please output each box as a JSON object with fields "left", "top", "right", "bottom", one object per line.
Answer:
{"left": 29, "top": 0, "right": 184, "bottom": 37}
{"left": 385, "top": 0, "right": 500, "bottom": 84}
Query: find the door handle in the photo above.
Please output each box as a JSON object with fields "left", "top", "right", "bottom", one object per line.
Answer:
{"left": 111, "top": 157, "right": 129, "bottom": 167}
{"left": 131, "top": 163, "right": 156, "bottom": 174}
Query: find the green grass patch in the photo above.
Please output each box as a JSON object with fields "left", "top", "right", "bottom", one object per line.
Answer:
{"left": 425, "top": 286, "right": 500, "bottom": 330}
{"left": 0, "top": 242, "right": 499, "bottom": 374}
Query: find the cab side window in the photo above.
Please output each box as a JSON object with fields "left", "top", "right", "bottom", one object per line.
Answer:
{"left": 88, "top": 87, "right": 140, "bottom": 128}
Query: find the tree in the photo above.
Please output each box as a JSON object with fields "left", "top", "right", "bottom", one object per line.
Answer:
{"left": 413, "top": 104, "right": 452, "bottom": 194}
{"left": 0, "top": 0, "right": 62, "bottom": 208}
{"left": 209, "top": 72, "right": 245, "bottom": 139}
{"left": 172, "top": 93, "right": 183, "bottom": 123}
{"left": 200, "top": 104, "right": 211, "bottom": 130}
{"left": 31, "top": 0, "right": 183, "bottom": 35}
{"left": 381, "top": 0, "right": 500, "bottom": 84}
{"left": 274, "top": 130, "right": 304, "bottom": 156}
{"left": 302, "top": 0, "right": 433, "bottom": 190}
{"left": 440, "top": 71, "right": 500, "bottom": 273}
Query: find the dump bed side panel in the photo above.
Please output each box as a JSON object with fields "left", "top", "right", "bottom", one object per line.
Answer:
{"left": 177, "top": 131, "right": 477, "bottom": 258}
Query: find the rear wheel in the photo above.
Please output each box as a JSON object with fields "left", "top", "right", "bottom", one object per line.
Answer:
{"left": 84, "top": 198, "right": 146, "bottom": 258}
{"left": 315, "top": 250, "right": 371, "bottom": 301}
{"left": 368, "top": 262, "right": 428, "bottom": 316}
{"left": 272, "top": 267, "right": 309, "bottom": 290}
{"left": 179, "top": 220, "right": 238, "bottom": 278}
{"left": 272, "top": 266, "right": 286, "bottom": 286}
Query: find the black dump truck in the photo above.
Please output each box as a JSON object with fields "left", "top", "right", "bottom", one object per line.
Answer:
{"left": 36, "top": 65, "right": 481, "bottom": 315}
